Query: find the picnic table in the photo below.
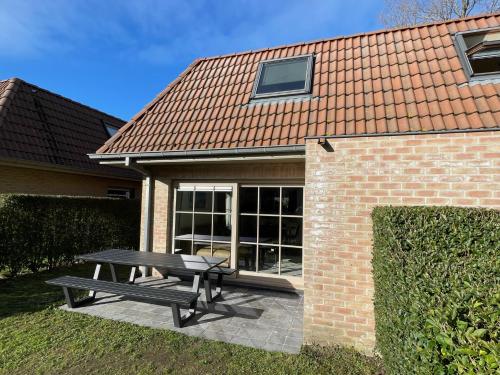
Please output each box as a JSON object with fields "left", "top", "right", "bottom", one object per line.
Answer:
{"left": 46, "top": 249, "right": 234, "bottom": 328}
{"left": 76, "top": 249, "right": 228, "bottom": 303}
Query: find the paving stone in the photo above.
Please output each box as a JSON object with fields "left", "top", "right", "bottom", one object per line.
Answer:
{"left": 267, "top": 331, "right": 288, "bottom": 345}
{"left": 264, "top": 342, "right": 285, "bottom": 352}
{"left": 284, "top": 336, "right": 303, "bottom": 348}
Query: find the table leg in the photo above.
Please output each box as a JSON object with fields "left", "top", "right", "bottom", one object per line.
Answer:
{"left": 192, "top": 272, "right": 201, "bottom": 294}
{"left": 128, "top": 266, "right": 137, "bottom": 284}
{"left": 109, "top": 263, "right": 118, "bottom": 282}
{"left": 88, "top": 263, "right": 102, "bottom": 298}
{"left": 203, "top": 272, "right": 213, "bottom": 303}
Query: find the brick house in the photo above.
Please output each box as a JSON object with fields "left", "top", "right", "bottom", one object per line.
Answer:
{"left": 90, "top": 14, "right": 500, "bottom": 352}
{"left": 0, "top": 78, "right": 140, "bottom": 197}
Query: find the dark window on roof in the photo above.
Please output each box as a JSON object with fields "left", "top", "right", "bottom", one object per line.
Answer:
{"left": 456, "top": 28, "right": 500, "bottom": 79}
{"left": 252, "top": 55, "right": 313, "bottom": 99}
{"left": 104, "top": 122, "right": 119, "bottom": 137}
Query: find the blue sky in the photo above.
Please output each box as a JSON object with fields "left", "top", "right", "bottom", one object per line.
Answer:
{"left": 0, "top": 0, "right": 384, "bottom": 120}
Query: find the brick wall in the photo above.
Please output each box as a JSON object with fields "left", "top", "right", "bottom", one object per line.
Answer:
{"left": 0, "top": 164, "right": 141, "bottom": 197}
{"left": 303, "top": 130, "right": 500, "bottom": 353}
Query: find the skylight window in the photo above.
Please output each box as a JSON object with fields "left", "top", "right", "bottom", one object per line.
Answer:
{"left": 252, "top": 55, "right": 313, "bottom": 99}
{"left": 455, "top": 28, "right": 500, "bottom": 79}
{"left": 104, "top": 122, "right": 119, "bottom": 137}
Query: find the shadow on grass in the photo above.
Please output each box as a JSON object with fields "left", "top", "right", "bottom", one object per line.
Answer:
{"left": 0, "top": 263, "right": 135, "bottom": 318}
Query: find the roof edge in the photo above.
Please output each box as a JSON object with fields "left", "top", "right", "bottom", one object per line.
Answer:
{"left": 96, "top": 59, "right": 204, "bottom": 154}
{"left": 198, "top": 12, "right": 500, "bottom": 62}
{"left": 0, "top": 157, "right": 142, "bottom": 181}
{"left": 0, "top": 77, "right": 126, "bottom": 124}
{"left": 305, "top": 127, "right": 500, "bottom": 140}
{"left": 90, "top": 144, "right": 306, "bottom": 160}
{"left": 0, "top": 78, "right": 22, "bottom": 128}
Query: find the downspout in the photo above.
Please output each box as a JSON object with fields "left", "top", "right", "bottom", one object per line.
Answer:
{"left": 125, "top": 156, "right": 153, "bottom": 277}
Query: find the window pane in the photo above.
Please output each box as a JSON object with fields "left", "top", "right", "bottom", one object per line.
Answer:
{"left": 239, "top": 187, "right": 257, "bottom": 213}
{"left": 195, "top": 191, "right": 212, "bottom": 212}
{"left": 282, "top": 217, "right": 302, "bottom": 246}
{"left": 213, "top": 214, "right": 231, "bottom": 240}
{"left": 238, "top": 245, "right": 256, "bottom": 272}
{"left": 259, "top": 187, "right": 280, "bottom": 214}
{"left": 259, "top": 216, "right": 279, "bottom": 244}
{"left": 256, "top": 58, "right": 308, "bottom": 95}
{"left": 194, "top": 241, "right": 212, "bottom": 257}
{"left": 282, "top": 187, "right": 303, "bottom": 215}
{"left": 212, "top": 243, "right": 231, "bottom": 267}
{"left": 281, "top": 247, "right": 302, "bottom": 276}
{"left": 214, "top": 191, "right": 231, "bottom": 213}
{"left": 174, "top": 240, "right": 192, "bottom": 255}
{"left": 259, "top": 246, "right": 279, "bottom": 274}
{"left": 175, "top": 213, "right": 192, "bottom": 238}
{"left": 470, "top": 57, "right": 500, "bottom": 74}
{"left": 239, "top": 215, "right": 257, "bottom": 243}
{"left": 193, "top": 214, "right": 211, "bottom": 239}
{"left": 176, "top": 191, "right": 193, "bottom": 211}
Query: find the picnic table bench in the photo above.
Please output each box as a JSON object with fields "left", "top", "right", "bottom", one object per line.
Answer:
{"left": 46, "top": 276, "right": 198, "bottom": 327}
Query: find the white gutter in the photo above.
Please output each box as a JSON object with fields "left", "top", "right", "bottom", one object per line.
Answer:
{"left": 124, "top": 157, "right": 153, "bottom": 277}
{"left": 88, "top": 144, "right": 306, "bottom": 160}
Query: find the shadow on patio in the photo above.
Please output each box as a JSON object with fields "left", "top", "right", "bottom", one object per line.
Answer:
{"left": 61, "top": 276, "right": 304, "bottom": 353}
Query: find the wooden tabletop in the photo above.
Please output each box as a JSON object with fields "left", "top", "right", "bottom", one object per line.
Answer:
{"left": 77, "top": 249, "right": 227, "bottom": 273}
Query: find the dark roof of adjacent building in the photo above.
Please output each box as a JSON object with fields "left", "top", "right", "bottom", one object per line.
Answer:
{"left": 0, "top": 78, "right": 139, "bottom": 179}
{"left": 97, "top": 14, "right": 500, "bottom": 156}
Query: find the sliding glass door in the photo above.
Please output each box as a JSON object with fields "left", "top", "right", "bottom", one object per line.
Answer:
{"left": 238, "top": 186, "right": 303, "bottom": 276}
{"left": 173, "top": 186, "right": 232, "bottom": 267}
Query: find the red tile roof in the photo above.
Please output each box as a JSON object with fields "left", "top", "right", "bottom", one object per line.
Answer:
{"left": 98, "top": 14, "right": 500, "bottom": 155}
{"left": 0, "top": 78, "right": 139, "bottom": 179}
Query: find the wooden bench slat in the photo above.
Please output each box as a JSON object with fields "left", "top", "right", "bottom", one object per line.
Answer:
{"left": 46, "top": 276, "right": 198, "bottom": 305}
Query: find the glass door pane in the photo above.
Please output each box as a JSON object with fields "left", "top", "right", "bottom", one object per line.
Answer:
{"left": 259, "top": 187, "right": 280, "bottom": 214}
{"left": 175, "top": 213, "right": 193, "bottom": 238}
{"left": 195, "top": 191, "right": 212, "bottom": 212}
{"left": 281, "top": 217, "right": 302, "bottom": 246}
{"left": 259, "top": 246, "right": 279, "bottom": 274}
{"left": 281, "top": 247, "right": 302, "bottom": 276}
{"left": 238, "top": 244, "right": 256, "bottom": 271}
{"left": 176, "top": 191, "right": 193, "bottom": 211}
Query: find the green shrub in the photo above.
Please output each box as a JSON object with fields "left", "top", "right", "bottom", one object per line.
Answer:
{"left": 0, "top": 194, "right": 140, "bottom": 276}
{"left": 372, "top": 206, "right": 499, "bottom": 374}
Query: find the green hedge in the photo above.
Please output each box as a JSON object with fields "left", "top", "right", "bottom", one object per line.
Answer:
{"left": 0, "top": 194, "right": 140, "bottom": 276}
{"left": 372, "top": 206, "right": 499, "bottom": 374}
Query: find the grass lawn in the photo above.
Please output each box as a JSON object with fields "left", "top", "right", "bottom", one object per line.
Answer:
{"left": 0, "top": 264, "right": 383, "bottom": 375}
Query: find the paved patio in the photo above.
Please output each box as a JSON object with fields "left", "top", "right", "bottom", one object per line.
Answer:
{"left": 60, "top": 276, "right": 304, "bottom": 353}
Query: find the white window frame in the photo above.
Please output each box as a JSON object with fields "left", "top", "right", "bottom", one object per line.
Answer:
{"left": 251, "top": 54, "right": 314, "bottom": 99}
{"left": 238, "top": 185, "right": 304, "bottom": 277}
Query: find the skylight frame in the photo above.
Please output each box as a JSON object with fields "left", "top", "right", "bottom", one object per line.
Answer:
{"left": 454, "top": 27, "right": 500, "bottom": 81}
{"left": 251, "top": 54, "right": 314, "bottom": 99}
